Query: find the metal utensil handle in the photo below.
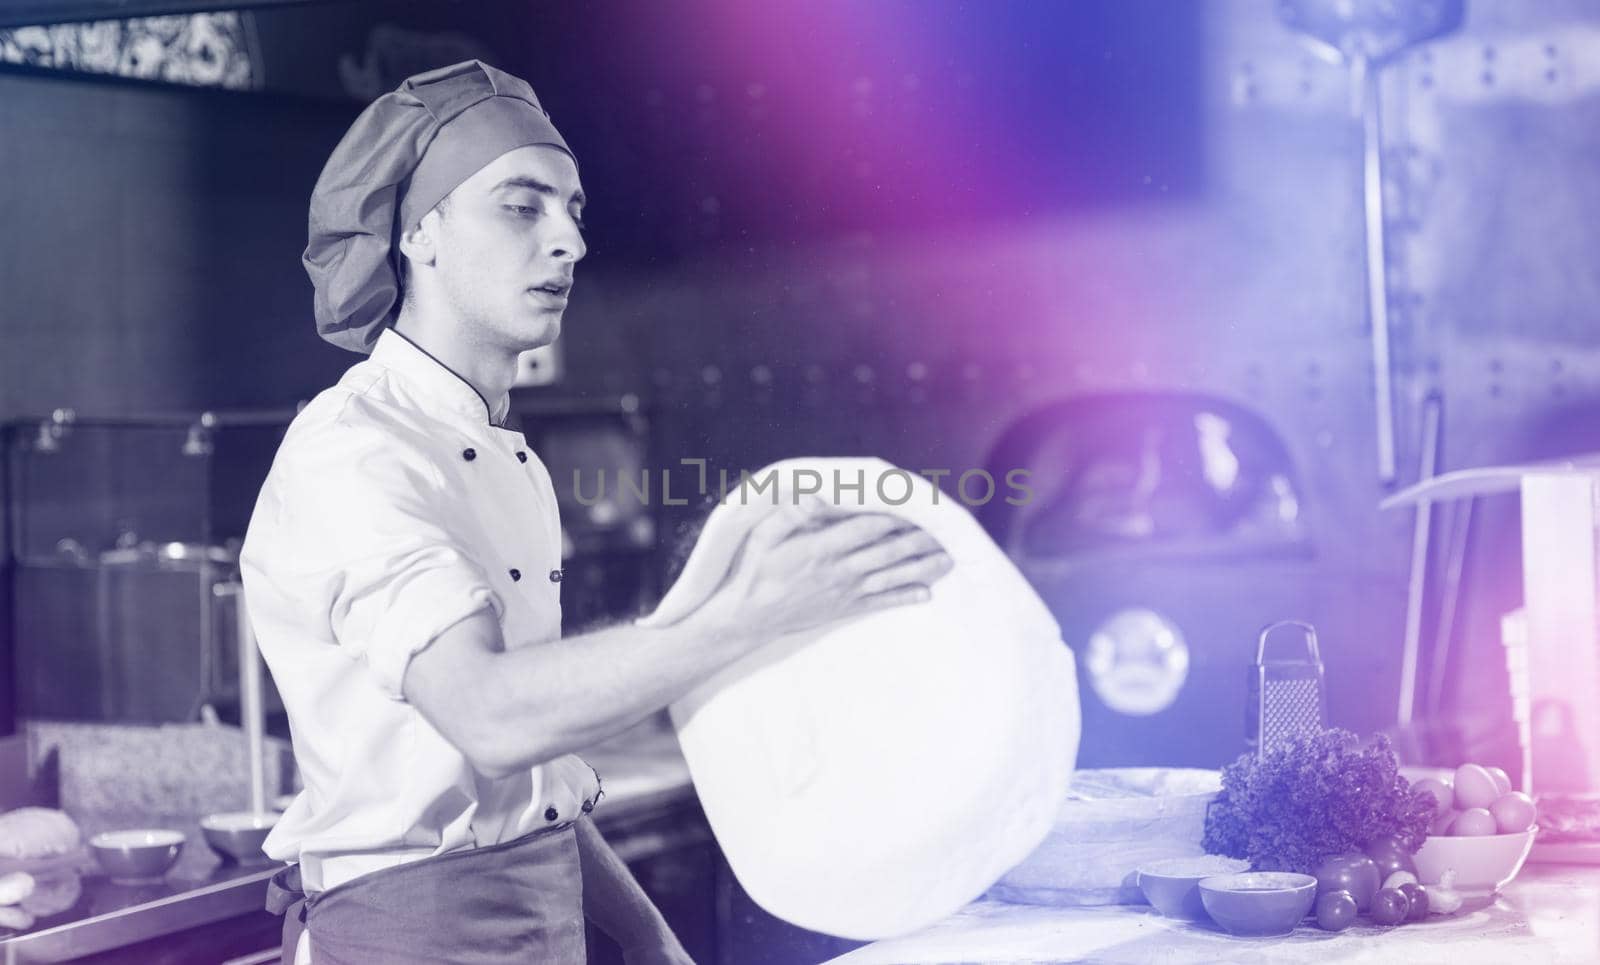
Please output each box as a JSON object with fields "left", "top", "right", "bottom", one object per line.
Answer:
{"left": 1257, "top": 620, "right": 1322, "bottom": 665}
{"left": 1399, "top": 393, "right": 1444, "bottom": 726}
{"left": 1356, "top": 52, "right": 1398, "bottom": 484}
{"left": 215, "top": 581, "right": 266, "bottom": 815}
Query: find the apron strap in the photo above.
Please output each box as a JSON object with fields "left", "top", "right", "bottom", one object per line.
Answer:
{"left": 266, "top": 863, "right": 309, "bottom": 963}
{"left": 265, "top": 864, "right": 306, "bottom": 916}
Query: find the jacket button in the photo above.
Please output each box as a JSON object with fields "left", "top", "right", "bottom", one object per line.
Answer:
{"left": 516, "top": 451, "right": 528, "bottom": 463}
{"left": 509, "top": 568, "right": 522, "bottom": 582}
{"left": 461, "top": 448, "right": 477, "bottom": 462}
{"left": 548, "top": 569, "right": 563, "bottom": 583}
{"left": 545, "top": 807, "right": 559, "bottom": 822}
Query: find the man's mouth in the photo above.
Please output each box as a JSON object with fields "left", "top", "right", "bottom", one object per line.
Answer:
{"left": 530, "top": 280, "right": 572, "bottom": 296}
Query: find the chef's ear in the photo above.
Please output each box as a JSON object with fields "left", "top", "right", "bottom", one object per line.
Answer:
{"left": 397, "top": 211, "right": 440, "bottom": 269}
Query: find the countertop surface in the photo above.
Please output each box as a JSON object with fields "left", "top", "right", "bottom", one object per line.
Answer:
{"left": 0, "top": 718, "right": 695, "bottom": 962}
{"left": 826, "top": 860, "right": 1600, "bottom": 964}
{"left": 583, "top": 715, "right": 697, "bottom": 819}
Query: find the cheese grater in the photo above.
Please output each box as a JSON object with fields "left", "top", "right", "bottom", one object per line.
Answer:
{"left": 1250, "top": 620, "right": 1327, "bottom": 756}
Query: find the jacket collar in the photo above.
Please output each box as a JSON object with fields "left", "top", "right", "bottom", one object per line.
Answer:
{"left": 368, "top": 327, "right": 510, "bottom": 428}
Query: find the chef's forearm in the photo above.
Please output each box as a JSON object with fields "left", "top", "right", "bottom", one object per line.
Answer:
{"left": 404, "top": 607, "right": 762, "bottom": 777}
{"left": 486, "top": 619, "right": 747, "bottom": 766}
{"left": 574, "top": 817, "right": 682, "bottom": 954}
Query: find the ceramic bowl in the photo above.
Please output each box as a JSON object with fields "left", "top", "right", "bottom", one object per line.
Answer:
{"left": 1136, "top": 856, "right": 1251, "bottom": 921}
{"left": 199, "top": 811, "right": 278, "bottom": 865}
{"left": 1198, "top": 872, "right": 1317, "bottom": 937}
{"left": 89, "top": 829, "right": 184, "bottom": 882}
{"left": 1412, "top": 829, "right": 1536, "bottom": 897}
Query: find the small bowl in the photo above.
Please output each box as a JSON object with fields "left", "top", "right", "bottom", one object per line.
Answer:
{"left": 1198, "top": 872, "right": 1317, "bottom": 937}
{"left": 89, "top": 829, "right": 185, "bottom": 883}
{"left": 199, "top": 811, "right": 278, "bottom": 865}
{"left": 1137, "top": 857, "right": 1251, "bottom": 921}
{"left": 1412, "top": 829, "right": 1536, "bottom": 897}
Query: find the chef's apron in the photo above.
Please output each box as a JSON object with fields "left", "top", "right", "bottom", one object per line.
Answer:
{"left": 265, "top": 820, "right": 585, "bottom": 964}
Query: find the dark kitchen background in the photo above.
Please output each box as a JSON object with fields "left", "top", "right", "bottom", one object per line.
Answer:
{"left": 3, "top": 0, "right": 1599, "bottom": 962}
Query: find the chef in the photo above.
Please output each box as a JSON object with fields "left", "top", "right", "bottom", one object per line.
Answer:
{"left": 240, "top": 60, "right": 953, "bottom": 965}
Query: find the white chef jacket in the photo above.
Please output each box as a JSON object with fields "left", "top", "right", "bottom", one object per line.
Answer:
{"left": 241, "top": 328, "right": 600, "bottom": 894}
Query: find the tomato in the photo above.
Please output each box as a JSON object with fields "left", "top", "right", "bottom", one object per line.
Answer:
{"left": 1315, "top": 854, "right": 1381, "bottom": 912}
{"left": 1412, "top": 777, "right": 1454, "bottom": 817}
{"left": 1490, "top": 792, "right": 1537, "bottom": 834}
{"left": 1398, "top": 882, "right": 1429, "bottom": 921}
{"left": 1315, "top": 889, "right": 1358, "bottom": 931}
{"left": 1431, "top": 808, "right": 1459, "bottom": 835}
{"left": 1453, "top": 764, "right": 1500, "bottom": 810}
{"left": 1486, "top": 766, "right": 1512, "bottom": 797}
{"left": 1453, "top": 808, "right": 1498, "bottom": 836}
{"left": 1364, "top": 835, "right": 1418, "bottom": 879}
{"left": 1371, "top": 887, "right": 1409, "bottom": 926}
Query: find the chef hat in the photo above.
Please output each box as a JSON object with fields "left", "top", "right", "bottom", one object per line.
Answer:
{"left": 304, "top": 60, "right": 575, "bottom": 353}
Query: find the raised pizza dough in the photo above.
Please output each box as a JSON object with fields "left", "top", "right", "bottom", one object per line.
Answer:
{"left": 640, "top": 458, "right": 1080, "bottom": 939}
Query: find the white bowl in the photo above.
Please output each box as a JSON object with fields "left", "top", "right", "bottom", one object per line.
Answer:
{"left": 89, "top": 829, "right": 184, "bottom": 882}
{"left": 1412, "top": 829, "right": 1537, "bottom": 896}
{"left": 199, "top": 812, "right": 278, "bottom": 865}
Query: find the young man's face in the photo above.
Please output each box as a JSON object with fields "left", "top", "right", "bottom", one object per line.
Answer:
{"left": 423, "top": 144, "right": 587, "bottom": 354}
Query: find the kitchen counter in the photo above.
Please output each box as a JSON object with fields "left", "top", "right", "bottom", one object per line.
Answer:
{"left": 825, "top": 861, "right": 1600, "bottom": 964}
{"left": 585, "top": 715, "right": 698, "bottom": 825}
{"left": 0, "top": 718, "right": 696, "bottom": 964}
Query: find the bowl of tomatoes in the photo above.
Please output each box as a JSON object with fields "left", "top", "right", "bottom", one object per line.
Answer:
{"left": 1409, "top": 763, "right": 1538, "bottom": 896}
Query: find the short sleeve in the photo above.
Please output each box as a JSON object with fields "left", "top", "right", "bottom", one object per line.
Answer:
{"left": 257, "top": 410, "right": 503, "bottom": 699}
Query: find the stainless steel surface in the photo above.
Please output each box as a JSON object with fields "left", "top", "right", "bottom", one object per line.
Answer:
{"left": 0, "top": 717, "right": 697, "bottom": 962}
{"left": 6, "top": 405, "right": 280, "bottom": 722}
{"left": 14, "top": 559, "right": 237, "bottom": 722}
{"left": 93, "top": 543, "right": 234, "bottom": 718}
{"left": 12, "top": 409, "right": 298, "bottom": 431}
{"left": 1399, "top": 393, "right": 1443, "bottom": 726}
{"left": 0, "top": 867, "right": 276, "bottom": 965}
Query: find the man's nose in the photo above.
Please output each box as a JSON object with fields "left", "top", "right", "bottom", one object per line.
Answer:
{"left": 550, "top": 217, "right": 586, "bottom": 263}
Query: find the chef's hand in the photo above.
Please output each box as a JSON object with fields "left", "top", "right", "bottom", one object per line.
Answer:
{"left": 693, "top": 498, "right": 953, "bottom": 641}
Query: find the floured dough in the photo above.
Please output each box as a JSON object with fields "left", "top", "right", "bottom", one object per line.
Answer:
{"left": 641, "top": 458, "right": 1080, "bottom": 939}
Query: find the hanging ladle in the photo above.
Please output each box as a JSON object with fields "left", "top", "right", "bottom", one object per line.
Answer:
{"left": 1275, "top": 0, "right": 1464, "bottom": 484}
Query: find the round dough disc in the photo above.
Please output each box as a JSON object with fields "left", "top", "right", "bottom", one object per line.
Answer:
{"left": 642, "top": 458, "right": 1080, "bottom": 939}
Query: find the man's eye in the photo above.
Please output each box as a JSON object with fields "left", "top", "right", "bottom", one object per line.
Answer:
{"left": 507, "top": 205, "right": 537, "bottom": 216}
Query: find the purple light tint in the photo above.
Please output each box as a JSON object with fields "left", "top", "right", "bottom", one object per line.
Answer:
{"left": 552, "top": 0, "right": 1204, "bottom": 244}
